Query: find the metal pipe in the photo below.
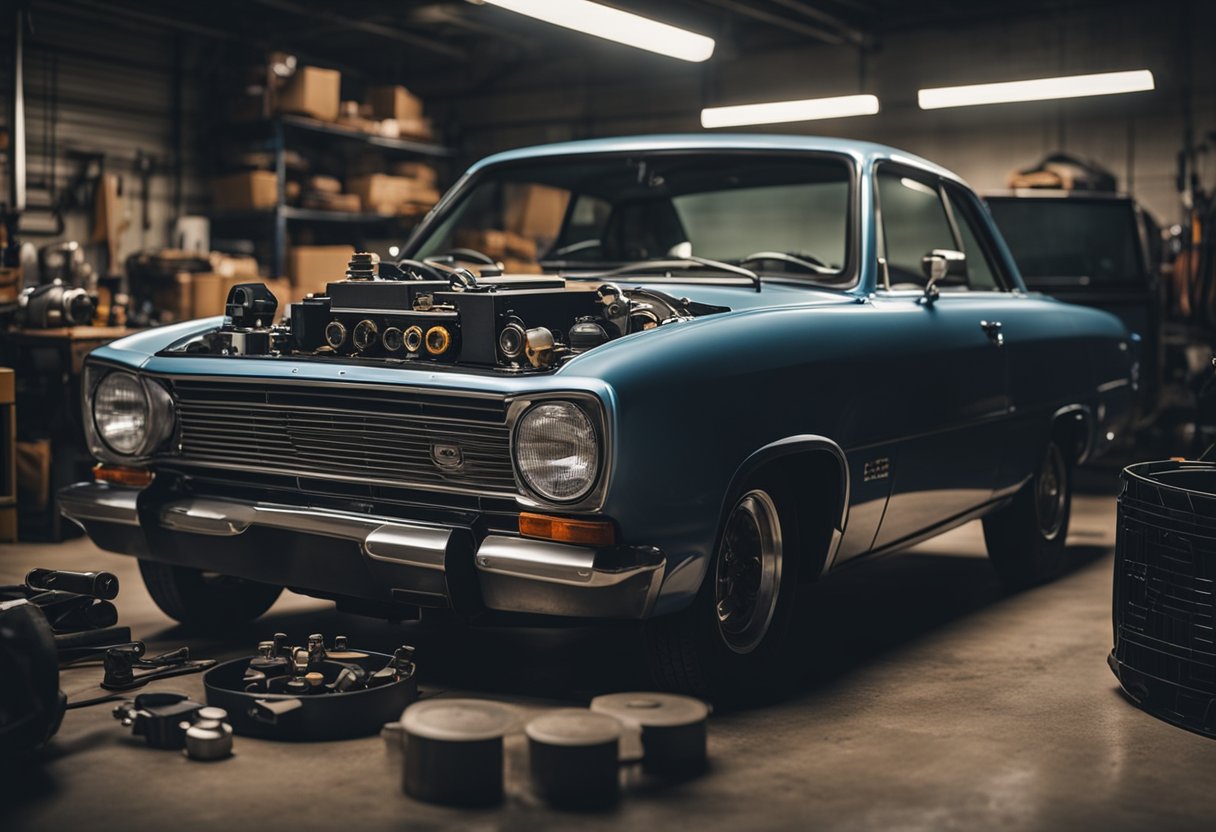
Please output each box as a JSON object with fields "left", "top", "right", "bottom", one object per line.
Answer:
{"left": 696, "top": 0, "right": 847, "bottom": 45}
{"left": 767, "top": 0, "right": 867, "bottom": 45}
{"left": 249, "top": 0, "right": 467, "bottom": 60}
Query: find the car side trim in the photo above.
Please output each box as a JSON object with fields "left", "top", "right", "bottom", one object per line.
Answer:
{"left": 724, "top": 435, "right": 850, "bottom": 578}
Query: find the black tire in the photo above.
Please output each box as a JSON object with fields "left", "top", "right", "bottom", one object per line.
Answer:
{"left": 138, "top": 560, "right": 282, "bottom": 630}
{"left": 644, "top": 477, "right": 802, "bottom": 703}
{"left": 982, "top": 439, "right": 1071, "bottom": 589}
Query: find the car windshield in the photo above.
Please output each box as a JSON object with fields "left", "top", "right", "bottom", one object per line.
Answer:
{"left": 986, "top": 198, "right": 1145, "bottom": 288}
{"left": 410, "top": 152, "right": 853, "bottom": 285}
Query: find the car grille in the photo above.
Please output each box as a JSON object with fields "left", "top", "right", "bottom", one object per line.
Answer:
{"left": 165, "top": 378, "right": 517, "bottom": 496}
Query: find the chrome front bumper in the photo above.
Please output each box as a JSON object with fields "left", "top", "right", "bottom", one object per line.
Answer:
{"left": 59, "top": 481, "right": 665, "bottom": 620}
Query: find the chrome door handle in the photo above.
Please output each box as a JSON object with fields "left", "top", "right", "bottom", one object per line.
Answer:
{"left": 980, "top": 320, "right": 1004, "bottom": 345}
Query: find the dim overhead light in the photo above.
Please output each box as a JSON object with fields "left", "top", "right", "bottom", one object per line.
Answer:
{"left": 918, "top": 70, "right": 1154, "bottom": 110}
{"left": 701, "top": 94, "right": 879, "bottom": 129}
{"left": 479, "top": 0, "right": 715, "bottom": 62}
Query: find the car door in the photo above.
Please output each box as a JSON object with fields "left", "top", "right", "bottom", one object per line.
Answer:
{"left": 864, "top": 165, "right": 1012, "bottom": 553}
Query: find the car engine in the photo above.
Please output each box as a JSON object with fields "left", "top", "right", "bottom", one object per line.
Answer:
{"left": 176, "top": 252, "right": 729, "bottom": 371}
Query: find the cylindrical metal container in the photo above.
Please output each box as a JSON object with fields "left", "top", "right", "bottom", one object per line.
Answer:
{"left": 590, "top": 692, "right": 710, "bottom": 779}
{"left": 526, "top": 709, "right": 622, "bottom": 809}
{"left": 400, "top": 699, "right": 516, "bottom": 807}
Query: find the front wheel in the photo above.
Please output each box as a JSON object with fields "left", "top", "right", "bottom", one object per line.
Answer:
{"left": 644, "top": 481, "right": 801, "bottom": 702}
{"left": 138, "top": 560, "right": 282, "bottom": 631}
{"left": 982, "top": 439, "right": 1071, "bottom": 589}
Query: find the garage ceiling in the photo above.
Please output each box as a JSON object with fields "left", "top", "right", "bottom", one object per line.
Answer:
{"left": 39, "top": 0, "right": 1141, "bottom": 95}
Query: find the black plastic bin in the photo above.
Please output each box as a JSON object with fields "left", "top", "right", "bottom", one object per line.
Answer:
{"left": 1111, "top": 460, "right": 1216, "bottom": 738}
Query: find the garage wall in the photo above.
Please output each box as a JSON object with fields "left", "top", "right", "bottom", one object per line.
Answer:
{"left": 2, "top": 10, "right": 206, "bottom": 278}
{"left": 438, "top": 1, "right": 1216, "bottom": 225}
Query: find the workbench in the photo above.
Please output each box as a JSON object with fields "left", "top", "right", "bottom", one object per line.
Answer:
{"left": 0, "top": 326, "right": 137, "bottom": 541}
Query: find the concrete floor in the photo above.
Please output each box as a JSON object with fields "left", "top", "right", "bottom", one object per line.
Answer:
{"left": 4, "top": 476, "right": 1216, "bottom": 831}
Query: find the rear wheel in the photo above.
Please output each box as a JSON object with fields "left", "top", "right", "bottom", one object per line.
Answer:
{"left": 982, "top": 439, "right": 1071, "bottom": 589}
{"left": 138, "top": 560, "right": 282, "bottom": 630}
{"left": 644, "top": 479, "right": 801, "bottom": 702}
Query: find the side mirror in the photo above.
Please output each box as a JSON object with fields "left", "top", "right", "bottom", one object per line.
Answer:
{"left": 920, "top": 249, "right": 966, "bottom": 304}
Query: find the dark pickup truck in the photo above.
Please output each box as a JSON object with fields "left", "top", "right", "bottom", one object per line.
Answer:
{"left": 986, "top": 191, "right": 1164, "bottom": 424}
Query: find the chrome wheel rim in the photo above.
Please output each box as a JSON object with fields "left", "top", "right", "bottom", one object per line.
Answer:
{"left": 1035, "top": 444, "right": 1066, "bottom": 540}
{"left": 715, "top": 490, "right": 783, "bottom": 655}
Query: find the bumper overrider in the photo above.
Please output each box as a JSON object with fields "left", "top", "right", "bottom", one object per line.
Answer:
{"left": 59, "top": 481, "right": 666, "bottom": 620}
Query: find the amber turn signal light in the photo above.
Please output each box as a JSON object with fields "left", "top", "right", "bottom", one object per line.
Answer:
{"left": 519, "top": 512, "right": 616, "bottom": 546}
{"left": 94, "top": 464, "right": 155, "bottom": 488}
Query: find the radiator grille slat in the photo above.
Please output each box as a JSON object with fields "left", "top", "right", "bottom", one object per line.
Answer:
{"left": 165, "top": 379, "right": 517, "bottom": 495}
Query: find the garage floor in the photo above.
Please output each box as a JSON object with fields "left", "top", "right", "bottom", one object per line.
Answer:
{"left": 5, "top": 472, "right": 1216, "bottom": 831}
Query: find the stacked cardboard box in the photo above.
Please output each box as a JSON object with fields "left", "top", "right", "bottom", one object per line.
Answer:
{"left": 452, "top": 229, "right": 543, "bottom": 274}
{"left": 347, "top": 174, "right": 440, "bottom": 217}
{"left": 290, "top": 245, "right": 355, "bottom": 298}
{"left": 274, "top": 66, "right": 342, "bottom": 122}
{"left": 212, "top": 171, "right": 278, "bottom": 212}
{"left": 365, "top": 85, "right": 432, "bottom": 141}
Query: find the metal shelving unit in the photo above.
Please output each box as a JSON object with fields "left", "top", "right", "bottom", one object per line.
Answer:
{"left": 211, "top": 116, "right": 454, "bottom": 277}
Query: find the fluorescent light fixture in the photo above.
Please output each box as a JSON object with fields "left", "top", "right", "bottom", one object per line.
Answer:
{"left": 918, "top": 70, "right": 1154, "bottom": 110}
{"left": 480, "top": 0, "right": 715, "bottom": 62}
{"left": 701, "top": 94, "right": 879, "bottom": 128}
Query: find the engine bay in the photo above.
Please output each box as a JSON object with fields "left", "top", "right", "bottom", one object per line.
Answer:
{"left": 171, "top": 252, "right": 729, "bottom": 371}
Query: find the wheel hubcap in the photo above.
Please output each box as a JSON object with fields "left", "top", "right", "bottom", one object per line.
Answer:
{"left": 715, "top": 490, "right": 783, "bottom": 654}
{"left": 1034, "top": 444, "right": 1066, "bottom": 540}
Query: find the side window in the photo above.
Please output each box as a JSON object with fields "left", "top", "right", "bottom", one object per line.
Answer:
{"left": 876, "top": 168, "right": 957, "bottom": 287}
{"left": 944, "top": 187, "right": 1002, "bottom": 291}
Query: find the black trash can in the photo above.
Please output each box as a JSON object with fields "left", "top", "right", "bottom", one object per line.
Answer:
{"left": 1111, "top": 460, "right": 1216, "bottom": 738}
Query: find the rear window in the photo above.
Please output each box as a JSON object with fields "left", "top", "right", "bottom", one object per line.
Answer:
{"left": 986, "top": 198, "right": 1144, "bottom": 288}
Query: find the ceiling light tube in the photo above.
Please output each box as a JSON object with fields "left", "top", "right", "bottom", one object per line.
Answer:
{"left": 701, "top": 94, "right": 880, "bottom": 128}
{"left": 918, "top": 70, "right": 1154, "bottom": 110}
{"left": 479, "top": 0, "right": 715, "bottom": 62}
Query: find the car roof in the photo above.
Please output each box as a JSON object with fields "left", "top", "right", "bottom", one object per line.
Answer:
{"left": 467, "top": 133, "right": 971, "bottom": 188}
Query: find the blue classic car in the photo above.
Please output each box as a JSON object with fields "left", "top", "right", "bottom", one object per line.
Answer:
{"left": 60, "top": 136, "right": 1135, "bottom": 698}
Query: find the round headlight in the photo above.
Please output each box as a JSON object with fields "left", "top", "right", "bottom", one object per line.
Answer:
{"left": 514, "top": 402, "right": 600, "bottom": 502}
{"left": 94, "top": 373, "right": 150, "bottom": 455}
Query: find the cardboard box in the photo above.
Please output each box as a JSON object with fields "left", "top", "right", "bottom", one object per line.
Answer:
{"left": 347, "top": 175, "right": 440, "bottom": 215}
{"left": 302, "top": 192, "right": 361, "bottom": 213}
{"left": 393, "top": 117, "right": 434, "bottom": 141}
{"left": 16, "top": 439, "right": 50, "bottom": 512}
{"left": 504, "top": 183, "right": 570, "bottom": 241}
{"left": 212, "top": 171, "right": 278, "bottom": 212}
{"left": 289, "top": 245, "right": 354, "bottom": 295}
{"left": 307, "top": 175, "right": 342, "bottom": 195}
{"left": 191, "top": 273, "right": 228, "bottom": 318}
{"left": 500, "top": 258, "right": 543, "bottom": 275}
{"left": 210, "top": 252, "right": 260, "bottom": 280}
{"left": 275, "top": 66, "right": 341, "bottom": 122}
{"left": 366, "top": 85, "right": 423, "bottom": 121}
{"left": 390, "top": 161, "right": 438, "bottom": 185}
{"left": 155, "top": 272, "right": 194, "bottom": 321}
{"left": 453, "top": 229, "right": 538, "bottom": 261}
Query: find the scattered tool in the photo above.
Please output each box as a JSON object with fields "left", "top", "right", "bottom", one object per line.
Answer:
{"left": 101, "top": 643, "right": 216, "bottom": 691}
{"left": 113, "top": 692, "right": 205, "bottom": 749}
{"left": 204, "top": 634, "right": 418, "bottom": 741}
{"left": 180, "top": 707, "right": 234, "bottom": 761}
{"left": 0, "top": 568, "right": 123, "bottom": 636}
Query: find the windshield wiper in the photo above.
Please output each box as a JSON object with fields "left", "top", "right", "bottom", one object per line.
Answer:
{"left": 590, "top": 256, "right": 761, "bottom": 292}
